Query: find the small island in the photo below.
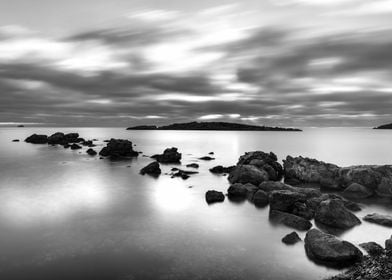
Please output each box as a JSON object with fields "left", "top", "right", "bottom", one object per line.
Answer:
{"left": 374, "top": 123, "right": 392, "bottom": 129}
{"left": 127, "top": 121, "right": 302, "bottom": 131}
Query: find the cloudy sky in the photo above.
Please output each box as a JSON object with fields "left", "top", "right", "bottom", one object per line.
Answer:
{"left": 1, "top": 0, "right": 392, "bottom": 127}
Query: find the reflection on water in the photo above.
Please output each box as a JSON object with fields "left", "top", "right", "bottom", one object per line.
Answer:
{"left": 0, "top": 127, "right": 391, "bottom": 279}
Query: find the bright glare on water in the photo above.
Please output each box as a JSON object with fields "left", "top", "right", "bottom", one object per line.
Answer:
{"left": 0, "top": 127, "right": 392, "bottom": 280}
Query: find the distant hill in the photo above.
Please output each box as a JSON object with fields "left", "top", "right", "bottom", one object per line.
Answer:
{"left": 374, "top": 123, "right": 392, "bottom": 129}
{"left": 127, "top": 121, "right": 302, "bottom": 131}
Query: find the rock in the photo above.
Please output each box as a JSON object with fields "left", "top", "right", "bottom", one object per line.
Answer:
{"left": 186, "top": 163, "right": 199, "bottom": 168}
{"left": 199, "top": 156, "right": 215, "bottom": 161}
{"left": 151, "top": 147, "right": 181, "bottom": 163}
{"left": 70, "top": 143, "right": 82, "bottom": 150}
{"left": 12, "top": 139, "right": 19, "bottom": 142}
{"left": 48, "top": 132, "right": 65, "bottom": 145}
{"left": 205, "top": 190, "right": 225, "bottom": 204}
{"left": 359, "top": 242, "right": 384, "bottom": 256}
{"left": 227, "top": 183, "right": 257, "bottom": 198}
{"left": 269, "top": 190, "right": 306, "bottom": 213}
{"left": 363, "top": 213, "right": 392, "bottom": 227}
{"left": 304, "top": 229, "right": 362, "bottom": 267}
{"left": 237, "top": 151, "right": 283, "bottom": 181}
{"left": 208, "top": 152, "right": 214, "bottom": 155}
{"left": 64, "top": 133, "right": 79, "bottom": 142}
{"left": 25, "top": 134, "right": 48, "bottom": 144}
{"left": 283, "top": 156, "right": 341, "bottom": 189}
{"left": 170, "top": 169, "right": 198, "bottom": 180}
{"left": 258, "top": 181, "right": 293, "bottom": 193}
{"left": 385, "top": 236, "right": 392, "bottom": 252}
{"left": 209, "top": 165, "right": 235, "bottom": 174}
{"left": 269, "top": 210, "right": 312, "bottom": 231}
{"left": 315, "top": 199, "right": 361, "bottom": 229}
{"left": 140, "top": 162, "right": 161, "bottom": 176}
{"left": 99, "top": 139, "right": 139, "bottom": 160}
{"left": 252, "top": 190, "right": 269, "bottom": 207}
{"left": 86, "top": 148, "right": 97, "bottom": 156}
{"left": 292, "top": 201, "right": 315, "bottom": 220}
{"left": 282, "top": 232, "right": 301, "bottom": 245}
{"left": 228, "top": 165, "right": 269, "bottom": 185}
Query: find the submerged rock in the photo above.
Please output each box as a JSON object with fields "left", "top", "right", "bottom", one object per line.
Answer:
{"left": 304, "top": 229, "right": 362, "bottom": 267}
{"left": 209, "top": 165, "right": 235, "bottom": 174}
{"left": 205, "top": 190, "right": 225, "bottom": 204}
{"left": 140, "top": 162, "right": 161, "bottom": 176}
{"left": 315, "top": 199, "right": 361, "bottom": 229}
{"left": 12, "top": 139, "right": 20, "bottom": 142}
{"left": 228, "top": 165, "right": 269, "bottom": 186}
{"left": 363, "top": 213, "right": 392, "bottom": 227}
{"left": 282, "top": 231, "right": 301, "bottom": 245}
{"left": 86, "top": 148, "right": 97, "bottom": 156}
{"left": 186, "top": 163, "right": 199, "bottom": 169}
{"left": 25, "top": 134, "right": 48, "bottom": 144}
{"left": 170, "top": 169, "right": 198, "bottom": 180}
{"left": 269, "top": 210, "right": 312, "bottom": 231}
{"left": 199, "top": 156, "right": 215, "bottom": 161}
{"left": 151, "top": 147, "right": 181, "bottom": 163}
{"left": 99, "top": 139, "right": 139, "bottom": 160}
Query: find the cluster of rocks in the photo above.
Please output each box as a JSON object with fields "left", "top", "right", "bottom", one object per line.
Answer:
{"left": 99, "top": 138, "right": 139, "bottom": 160}
{"left": 151, "top": 147, "right": 181, "bottom": 163}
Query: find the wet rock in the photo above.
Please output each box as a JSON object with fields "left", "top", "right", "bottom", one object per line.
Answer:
{"left": 151, "top": 147, "right": 181, "bottom": 163}
{"left": 170, "top": 169, "right": 198, "bottom": 180}
{"left": 359, "top": 242, "right": 384, "bottom": 256}
{"left": 252, "top": 190, "right": 269, "bottom": 207}
{"left": 258, "top": 181, "right": 294, "bottom": 193}
{"left": 363, "top": 213, "right": 392, "bottom": 227}
{"left": 99, "top": 139, "right": 139, "bottom": 160}
{"left": 269, "top": 190, "right": 306, "bottom": 213}
{"left": 208, "top": 152, "right": 214, "bottom": 155}
{"left": 25, "top": 134, "right": 48, "bottom": 144}
{"left": 64, "top": 133, "right": 79, "bottom": 142}
{"left": 209, "top": 165, "right": 235, "bottom": 174}
{"left": 227, "top": 183, "right": 257, "bottom": 198}
{"left": 86, "top": 148, "right": 97, "bottom": 156}
{"left": 315, "top": 199, "right": 361, "bottom": 229}
{"left": 282, "top": 232, "right": 301, "bottom": 245}
{"left": 140, "top": 162, "right": 161, "bottom": 176}
{"left": 205, "top": 190, "right": 225, "bottom": 204}
{"left": 343, "top": 183, "right": 373, "bottom": 199}
{"left": 199, "top": 156, "right": 215, "bottom": 161}
{"left": 237, "top": 151, "right": 283, "bottom": 181}
{"left": 70, "top": 143, "right": 82, "bottom": 150}
{"left": 186, "top": 163, "right": 199, "bottom": 169}
{"left": 304, "top": 229, "right": 362, "bottom": 267}
{"left": 269, "top": 210, "right": 312, "bottom": 231}
{"left": 228, "top": 165, "right": 269, "bottom": 186}
{"left": 12, "top": 139, "right": 20, "bottom": 142}
{"left": 385, "top": 236, "right": 392, "bottom": 252}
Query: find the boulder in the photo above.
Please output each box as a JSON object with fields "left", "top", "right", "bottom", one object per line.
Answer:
{"left": 269, "top": 190, "right": 306, "bottom": 213}
{"left": 228, "top": 165, "right": 269, "bottom": 185}
{"left": 363, "top": 213, "right": 392, "bottom": 227}
{"left": 140, "top": 162, "right": 161, "bottom": 176}
{"left": 86, "top": 148, "right": 97, "bottom": 156}
{"left": 99, "top": 139, "right": 139, "bottom": 160}
{"left": 258, "top": 181, "right": 294, "bottom": 193}
{"left": 25, "top": 134, "right": 48, "bottom": 144}
{"left": 209, "top": 165, "right": 235, "bottom": 174}
{"left": 70, "top": 143, "right": 82, "bottom": 150}
{"left": 205, "top": 190, "right": 225, "bottom": 204}
{"left": 304, "top": 229, "right": 362, "bottom": 267}
{"left": 282, "top": 232, "right": 301, "bottom": 245}
{"left": 48, "top": 132, "right": 65, "bottom": 145}
{"left": 64, "top": 133, "right": 79, "bottom": 142}
{"left": 227, "top": 183, "right": 257, "bottom": 198}
{"left": 151, "top": 147, "right": 181, "bottom": 163}
{"left": 237, "top": 151, "right": 283, "bottom": 181}
{"left": 359, "top": 242, "right": 384, "bottom": 256}
{"left": 252, "top": 190, "right": 269, "bottom": 207}
{"left": 269, "top": 210, "right": 312, "bottom": 231}
{"left": 315, "top": 199, "right": 361, "bottom": 229}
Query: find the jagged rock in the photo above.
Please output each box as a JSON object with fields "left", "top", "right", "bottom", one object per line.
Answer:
{"left": 237, "top": 151, "right": 283, "bottom": 181}
{"left": 205, "top": 190, "right": 225, "bottom": 204}
{"left": 86, "top": 148, "right": 97, "bottom": 156}
{"left": 25, "top": 134, "right": 48, "bottom": 144}
{"left": 269, "top": 190, "right": 306, "bottom": 213}
{"left": 363, "top": 213, "right": 392, "bottom": 227}
{"left": 305, "top": 229, "right": 362, "bottom": 267}
{"left": 151, "top": 147, "right": 181, "bottom": 163}
{"left": 252, "top": 190, "right": 269, "bottom": 207}
{"left": 269, "top": 210, "right": 312, "bottom": 231}
{"left": 99, "top": 139, "right": 139, "bottom": 160}
{"left": 282, "top": 232, "right": 301, "bottom": 245}
{"left": 186, "top": 163, "right": 199, "bottom": 168}
{"left": 209, "top": 165, "right": 235, "bottom": 174}
{"left": 359, "top": 242, "right": 384, "bottom": 256}
{"left": 228, "top": 165, "right": 269, "bottom": 185}
{"left": 140, "top": 162, "right": 161, "bottom": 176}
{"left": 315, "top": 199, "right": 361, "bottom": 229}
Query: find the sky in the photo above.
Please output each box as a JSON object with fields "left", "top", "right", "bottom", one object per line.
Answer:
{"left": 1, "top": 0, "right": 392, "bottom": 127}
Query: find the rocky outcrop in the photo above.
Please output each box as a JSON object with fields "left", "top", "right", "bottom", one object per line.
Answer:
{"left": 140, "top": 162, "right": 161, "bottom": 176}
{"left": 236, "top": 151, "right": 283, "bottom": 181}
{"left": 47, "top": 132, "right": 80, "bottom": 145}
{"left": 151, "top": 147, "right": 181, "bottom": 163}
{"left": 205, "top": 190, "right": 225, "bottom": 204}
{"left": 343, "top": 182, "right": 373, "bottom": 198}
{"left": 315, "top": 199, "right": 361, "bottom": 229}
{"left": 363, "top": 213, "right": 392, "bottom": 227}
{"left": 305, "top": 229, "right": 362, "bottom": 267}
{"left": 359, "top": 242, "right": 384, "bottom": 256}
{"left": 228, "top": 165, "right": 269, "bottom": 185}
{"left": 25, "top": 134, "right": 48, "bottom": 144}
{"left": 99, "top": 139, "right": 139, "bottom": 160}
{"left": 282, "top": 232, "right": 301, "bottom": 245}
{"left": 269, "top": 210, "right": 312, "bottom": 231}
{"left": 170, "top": 169, "right": 198, "bottom": 180}
{"left": 385, "top": 235, "right": 392, "bottom": 252}
{"left": 209, "top": 165, "right": 235, "bottom": 174}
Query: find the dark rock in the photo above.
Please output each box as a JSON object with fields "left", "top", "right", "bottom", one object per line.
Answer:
{"left": 304, "top": 229, "right": 362, "bottom": 267}
{"left": 186, "top": 163, "right": 199, "bottom": 168}
{"left": 292, "top": 201, "right": 315, "bottom": 220}
{"left": 208, "top": 152, "right": 214, "bottom": 155}
{"left": 199, "top": 156, "right": 215, "bottom": 161}
{"left": 282, "top": 232, "right": 301, "bottom": 245}
{"left": 205, "top": 190, "right": 225, "bottom": 204}
{"left": 228, "top": 183, "right": 258, "bottom": 198}
{"left": 12, "top": 139, "right": 20, "bottom": 142}
{"left": 252, "top": 190, "right": 269, "bottom": 207}
{"left": 269, "top": 210, "right": 312, "bottom": 231}
{"left": 170, "top": 169, "right": 198, "bottom": 180}
{"left": 86, "top": 148, "right": 97, "bottom": 156}
{"left": 151, "top": 147, "right": 181, "bottom": 163}
{"left": 99, "top": 139, "right": 139, "bottom": 160}
{"left": 374, "top": 123, "right": 392, "bottom": 129}
{"left": 140, "top": 162, "right": 161, "bottom": 176}
{"left": 269, "top": 190, "right": 306, "bottom": 213}
{"left": 47, "top": 132, "right": 65, "bottom": 145}
{"left": 359, "top": 242, "right": 384, "bottom": 256}
{"left": 209, "top": 165, "right": 235, "bottom": 174}
{"left": 228, "top": 165, "right": 269, "bottom": 185}
{"left": 315, "top": 199, "right": 361, "bottom": 229}
{"left": 385, "top": 236, "right": 392, "bottom": 252}
{"left": 70, "top": 143, "right": 82, "bottom": 150}
{"left": 25, "top": 134, "right": 48, "bottom": 144}
{"left": 363, "top": 213, "right": 392, "bottom": 227}
{"left": 258, "top": 181, "right": 293, "bottom": 193}
{"left": 64, "top": 133, "right": 79, "bottom": 142}
{"left": 63, "top": 144, "right": 71, "bottom": 149}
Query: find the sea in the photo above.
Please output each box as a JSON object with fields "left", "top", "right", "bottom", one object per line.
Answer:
{"left": 0, "top": 127, "right": 392, "bottom": 280}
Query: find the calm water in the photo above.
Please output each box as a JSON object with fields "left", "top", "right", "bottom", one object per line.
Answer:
{"left": 1, "top": 127, "right": 392, "bottom": 280}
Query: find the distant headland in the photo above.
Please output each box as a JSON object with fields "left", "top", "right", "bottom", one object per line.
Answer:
{"left": 126, "top": 121, "right": 302, "bottom": 131}
{"left": 374, "top": 123, "right": 392, "bottom": 129}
